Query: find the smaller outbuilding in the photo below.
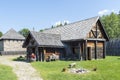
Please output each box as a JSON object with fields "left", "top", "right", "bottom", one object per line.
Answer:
{"left": 23, "top": 31, "right": 65, "bottom": 61}
{"left": 0, "top": 29, "right": 26, "bottom": 55}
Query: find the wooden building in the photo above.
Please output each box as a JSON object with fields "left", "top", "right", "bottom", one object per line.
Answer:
{"left": 0, "top": 29, "right": 26, "bottom": 55}
{"left": 23, "top": 32, "right": 64, "bottom": 61}
{"left": 23, "top": 16, "right": 109, "bottom": 61}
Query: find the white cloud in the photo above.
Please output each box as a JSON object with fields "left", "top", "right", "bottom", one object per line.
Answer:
{"left": 98, "top": 9, "right": 119, "bottom": 16}
{"left": 111, "top": 9, "right": 118, "bottom": 14}
{"left": 63, "top": 20, "right": 69, "bottom": 24}
{"left": 55, "top": 21, "right": 61, "bottom": 26}
{"left": 98, "top": 9, "right": 110, "bottom": 16}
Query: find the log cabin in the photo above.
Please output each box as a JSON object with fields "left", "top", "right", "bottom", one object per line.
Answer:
{"left": 23, "top": 16, "right": 109, "bottom": 61}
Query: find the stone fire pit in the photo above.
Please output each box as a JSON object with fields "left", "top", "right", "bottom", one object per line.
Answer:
{"left": 69, "top": 68, "right": 89, "bottom": 74}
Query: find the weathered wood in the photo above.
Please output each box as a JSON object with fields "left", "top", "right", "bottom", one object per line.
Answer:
{"left": 35, "top": 47, "right": 39, "bottom": 61}
{"left": 106, "top": 39, "right": 120, "bottom": 56}
{"left": 95, "top": 41, "right": 97, "bottom": 59}
{"left": 78, "top": 43, "right": 81, "bottom": 60}
{"left": 84, "top": 40, "right": 87, "bottom": 60}
{"left": 91, "top": 30, "right": 96, "bottom": 38}
{"left": 103, "top": 41, "right": 106, "bottom": 58}
{"left": 87, "top": 47, "right": 92, "bottom": 60}
{"left": 39, "top": 47, "right": 43, "bottom": 62}
{"left": 96, "top": 23, "right": 98, "bottom": 38}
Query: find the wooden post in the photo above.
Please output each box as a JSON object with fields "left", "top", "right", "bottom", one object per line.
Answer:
{"left": 40, "top": 51, "right": 42, "bottom": 62}
{"left": 82, "top": 42, "right": 84, "bottom": 60}
{"left": 35, "top": 47, "right": 39, "bottom": 61}
{"left": 84, "top": 40, "right": 88, "bottom": 60}
{"left": 78, "top": 43, "right": 81, "bottom": 61}
{"left": 81, "top": 42, "right": 84, "bottom": 60}
{"left": 27, "top": 47, "right": 30, "bottom": 62}
{"left": 103, "top": 41, "right": 106, "bottom": 58}
{"left": 95, "top": 41, "right": 97, "bottom": 59}
{"left": 96, "top": 23, "right": 98, "bottom": 38}
{"left": 39, "top": 47, "right": 43, "bottom": 62}
{"left": 43, "top": 48, "right": 46, "bottom": 61}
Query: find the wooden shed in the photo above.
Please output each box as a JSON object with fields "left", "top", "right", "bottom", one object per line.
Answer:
{"left": 23, "top": 16, "right": 109, "bottom": 61}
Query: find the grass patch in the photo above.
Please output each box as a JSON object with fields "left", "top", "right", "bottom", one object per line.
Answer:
{"left": 0, "top": 64, "right": 17, "bottom": 80}
{"left": 32, "top": 56, "right": 120, "bottom": 80}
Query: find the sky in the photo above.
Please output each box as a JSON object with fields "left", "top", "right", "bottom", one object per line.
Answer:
{"left": 0, "top": 0, "right": 120, "bottom": 33}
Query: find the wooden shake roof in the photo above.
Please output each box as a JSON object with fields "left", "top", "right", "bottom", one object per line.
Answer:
{"left": 43, "top": 16, "right": 109, "bottom": 41}
{"left": 0, "top": 28, "right": 25, "bottom": 40}
{"left": 23, "top": 31, "right": 64, "bottom": 48}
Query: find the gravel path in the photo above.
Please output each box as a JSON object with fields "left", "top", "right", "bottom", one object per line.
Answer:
{"left": 0, "top": 55, "right": 43, "bottom": 80}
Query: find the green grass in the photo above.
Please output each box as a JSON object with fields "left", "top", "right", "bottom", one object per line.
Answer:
{"left": 32, "top": 56, "right": 120, "bottom": 80}
{"left": 0, "top": 64, "right": 17, "bottom": 80}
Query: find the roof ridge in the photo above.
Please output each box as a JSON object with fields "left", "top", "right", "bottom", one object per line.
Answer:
{"left": 30, "top": 31, "right": 60, "bottom": 35}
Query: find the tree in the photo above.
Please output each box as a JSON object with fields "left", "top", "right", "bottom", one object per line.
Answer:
{"left": 100, "top": 12, "right": 120, "bottom": 39}
{"left": 51, "top": 21, "right": 69, "bottom": 28}
{"left": 19, "top": 28, "right": 30, "bottom": 38}
{"left": 64, "top": 22, "right": 68, "bottom": 25}
{"left": 56, "top": 23, "right": 63, "bottom": 27}
{"left": 0, "top": 31, "right": 3, "bottom": 37}
{"left": 39, "top": 29, "right": 44, "bottom": 32}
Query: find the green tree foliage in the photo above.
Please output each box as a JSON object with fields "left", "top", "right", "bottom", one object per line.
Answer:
{"left": 39, "top": 29, "right": 44, "bottom": 32}
{"left": 0, "top": 31, "right": 3, "bottom": 37}
{"left": 19, "top": 28, "right": 30, "bottom": 38}
{"left": 101, "top": 12, "right": 120, "bottom": 39}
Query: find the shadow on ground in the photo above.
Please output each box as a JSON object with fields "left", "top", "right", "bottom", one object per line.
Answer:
{"left": 118, "top": 57, "right": 120, "bottom": 60}
{"left": 13, "top": 56, "right": 26, "bottom": 62}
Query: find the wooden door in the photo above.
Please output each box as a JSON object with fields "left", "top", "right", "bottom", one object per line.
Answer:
{"left": 87, "top": 47, "right": 92, "bottom": 60}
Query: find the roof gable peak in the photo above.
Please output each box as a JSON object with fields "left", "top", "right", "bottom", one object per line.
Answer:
{"left": 0, "top": 28, "right": 25, "bottom": 40}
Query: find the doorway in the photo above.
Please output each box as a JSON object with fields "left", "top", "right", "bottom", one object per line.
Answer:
{"left": 87, "top": 47, "right": 92, "bottom": 60}
{"left": 38, "top": 48, "right": 44, "bottom": 61}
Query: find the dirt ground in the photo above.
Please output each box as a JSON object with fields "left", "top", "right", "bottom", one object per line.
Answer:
{"left": 0, "top": 55, "right": 43, "bottom": 80}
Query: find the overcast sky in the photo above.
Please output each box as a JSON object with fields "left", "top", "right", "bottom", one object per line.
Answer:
{"left": 0, "top": 0, "right": 120, "bottom": 33}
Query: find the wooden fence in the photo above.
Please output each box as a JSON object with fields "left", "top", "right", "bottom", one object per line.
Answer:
{"left": 106, "top": 39, "right": 120, "bottom": 56}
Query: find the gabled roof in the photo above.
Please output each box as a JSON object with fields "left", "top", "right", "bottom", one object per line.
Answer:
{"left": 43, "top": 16, "right": 109, "bottom": 41}
{"left": 23, "top": 31, "right": 64, "bottom": 48}
{"left": 0, "top": 28, "right": 25, "bottom": 40}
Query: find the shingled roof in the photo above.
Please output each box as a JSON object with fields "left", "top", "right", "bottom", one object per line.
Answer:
{"left": 43, "top": 16, "right": 100, "bottom": 41}
{"left": 29, "top": 31, "right": 64, "bottom": 47}
{"left": 0, "top": 28, "right": 25, "bottom": 40}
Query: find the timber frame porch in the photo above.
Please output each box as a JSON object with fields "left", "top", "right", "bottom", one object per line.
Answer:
{"left": 27, "top": 46, "right": 64, "bottom": 62}
{"left": 64, "top": 38, "right": 106, "bottom": 61}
